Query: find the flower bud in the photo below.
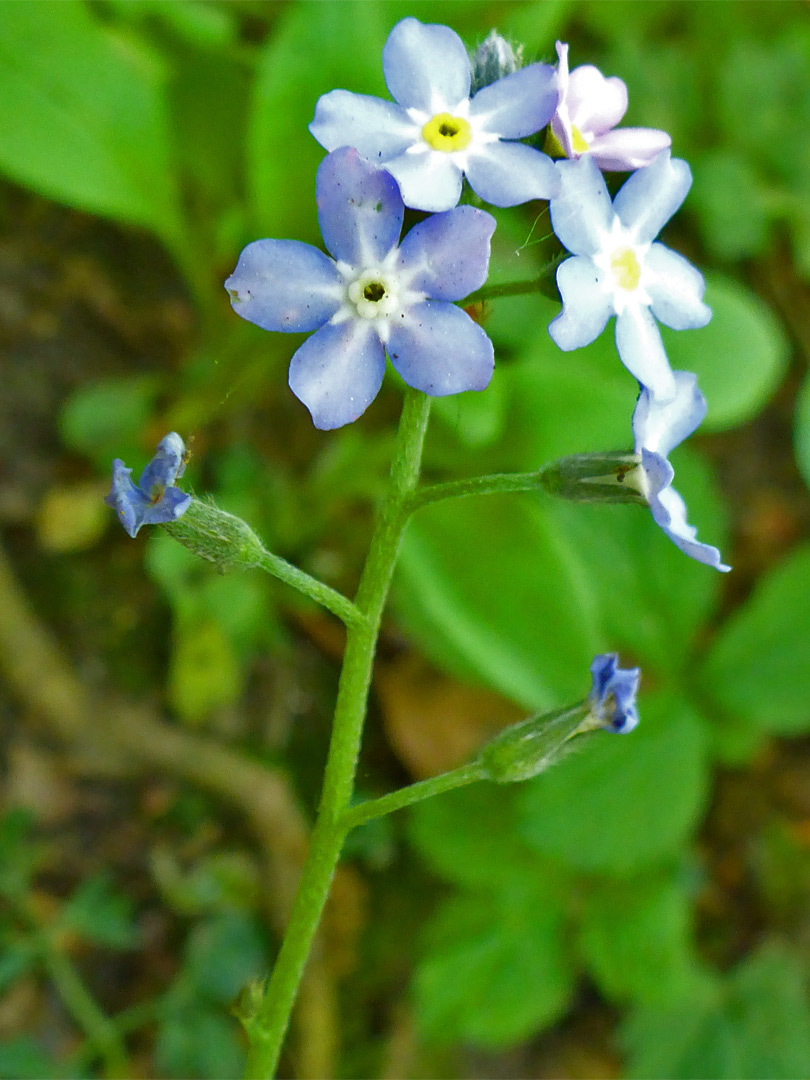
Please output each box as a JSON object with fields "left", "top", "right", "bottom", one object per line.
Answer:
{"left": 163, "top": 497, "right": 266, "bottom": 572}
{"left": 470, "top": 30, "right": 523, "bottom": 93}
{"left": 538, "top": 452, "right": 648, "bottom": 504}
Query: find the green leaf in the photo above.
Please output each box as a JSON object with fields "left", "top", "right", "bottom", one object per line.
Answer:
{"left": 700, "top": 544, "right": 810, "bottom": 735}
{"left": 155, "top": 1006, "right": 246, "bottom": 1080}
{"left": 414, "top": 880, "right": 574, "bottom": 1049}
{"left": 0, "top": 810, "right": 49, "bottom": 899}
{"left": 579, "top": 872, "right": 699, "bottom": 1006}
{"left": 795, "top": 371, "right": 810, "bottom": 492}
{"left": 691, "top": 150, "right": 772, "bottom": 262}
{"left": 518, "top": 693, "right": 709, "bottom": 875}
{"left": 59, "top": 873, "right": 139, "bottom": 949}
{"left": 168, "top": 615, "right": 243, "bottom": 724}
{"left": 59, "top": 376, "right": 162, "bottom": 471}
{"left": 0, "top": 2, "right": 183, "bottom": 244}
{"left": 661, "top": 273, "right": 789, "bottom": 432}
{"left": 183, "top": 912, "right": 266, "bottom": 1003}
{"left": 0, "top": 1037, "right": 66, "bottom": 1080}
{"left": 396, "top": 495, "right": 601, "bottom": 712}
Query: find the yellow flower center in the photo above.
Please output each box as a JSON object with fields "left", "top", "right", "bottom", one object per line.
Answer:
{"left": 570, "top": 124, "right": 590, "bottom": 155}
{"left": 610, "top": 247, "right": 642, "bottom": 291}
{"left": 421, "top": 112, "right": 472, "bottom": 153}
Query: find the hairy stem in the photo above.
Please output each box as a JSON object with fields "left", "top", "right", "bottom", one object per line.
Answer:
{"left": 341, "top": 761, "right": 486, "bottom": 832}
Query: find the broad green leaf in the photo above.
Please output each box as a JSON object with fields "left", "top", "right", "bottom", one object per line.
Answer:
{"left": 183, "top": 912, "right": 266, "bottom": 1003}
{"left": 518, "top": 693, "right": 709, "bottom": 874}
{"left": 395, "top": 495, "right": 601, "bottom": 712}
{"left": 579, "top": 872, "right": 699, "bottom": 1006}
{"left": 661, "top": 273, "right": 789, "bottom": 432}
{"left": 60, "top": 873, "right": 139, "bottom": 949}
{"left": 0, "top": 2, "right": 183, "bottom": 244}
{"left": 700, "top": 544, "right": 810, "bottom": 735}
{"left": 0, "top": 1037, "right": 66, "bottom": 1080}
{"left": 155, "top": 1006, "right": 245, "bottom": 1080}
{"left": 414, "top": 880, "right": 574, "bottom": 1048}
{"left": 691, "top": 150, "right": 771, "bottom": 261}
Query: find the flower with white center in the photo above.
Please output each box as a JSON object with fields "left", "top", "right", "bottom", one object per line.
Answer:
{"left": 105, "top": 432, "right": 191, "bottom": 538}
{"left": 588, "top": 653, "right": 641, "bottom": 733}
{"left": 309, "top": 17, "right": 560, "bottom": 213}
{"left": 548, "top": 150, "right": 711, "bottom": 402}
{"left": 632, "top": 370, "right": 731, "bottom": 571}
{"left": 224, "top": 147, "right": 496, "bottom": 430}
{"left": 549, "top": 42, "right": 671, "bottom": 172}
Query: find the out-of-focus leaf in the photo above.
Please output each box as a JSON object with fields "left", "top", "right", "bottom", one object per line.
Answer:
{"left": 183, "top": 911, "right": 266, "bottom": 1003}
{"left": 795, "top": 372, "right": 810, "bottom": 492}
{"left": 168, "top": 615, "right": 242, "bottom": 723}
{"left": 154, "top": 1006, "right": 245, "bottom": 1080}
{"left": 59, "top": 873, "right": 139, "bottom": 949}
{"left": 0, "top": 1038, "right": 66, "bottom": 1080}
{"left": 414, "top": 880, "right": 574, "bottom": 1048}
{"left": 0, "top": 940, "right": 36, "bottom": 995}
{"left": 104, "top": 0, "right": 238, "bottom": 50}
{"left": 0, "top": 2, "right": 183, "bottom": 245}
{"left": 579, "top": 872, "right": 699, "bottom": 1006}
{"left": 700, "top": 545, "right": 810, "bottom": 735}
{"left": 59, "top": 376, "right": 162, "bottom": 471}
{"left": 621, "top": 942, "right": 810, "bottom": 1079}
{"left": 518, "top": 694, "right": 709, "bottom": 874}
{"left": 0, "top": 810, "right": 48, "bottom": 900}
{"left": 661, "top": 274, "right": 789, "bottom": 432}
{"left": 691, "top": 150, "right": 771, "bottom": 261}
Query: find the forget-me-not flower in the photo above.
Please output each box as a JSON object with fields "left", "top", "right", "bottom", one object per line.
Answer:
{"left": 588, "top": 653, "right": 640, "bottom": 733}
{"left": 309, "top": 17, "right": 560, "bottom": 213}
{"left": 225, "top": 147, "right": 496, "bottom": 430}
{"left": 548, "top": 150, "right": 711, "bottom": 402}
{"left": 549, "top": 43, "right": 671, "bottom": 172}
{"left": 105, "top": 432, "right": 191, "bottom": 538}
{"left": 631, "top": 371, "right": 731, "bottom": 571}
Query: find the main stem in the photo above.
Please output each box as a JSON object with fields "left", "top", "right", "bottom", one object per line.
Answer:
{"left": 244, "top": 389, "right": 431, "bottom": 1079}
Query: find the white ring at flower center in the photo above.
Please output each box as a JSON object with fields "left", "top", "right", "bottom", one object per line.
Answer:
{"left": 347, "top": 269, "right": 400, "bottom": 320}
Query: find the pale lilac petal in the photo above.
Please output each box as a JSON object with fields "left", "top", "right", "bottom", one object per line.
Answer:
{"left": 615, "top": 304, "right": 676, "bottom": 399}
{"left": 225, "top": 239, "right": 342, "bottom": 332}
{"left": 632, "top": 372, "right": 706, "bottom": 458}
{"left": 396, "top": 206, "right": 495, "bottom": 299}
{"left": 567, "top": 66, "right": 627, "bottom": 134}
{"left": 549, "top": 156, "right": 613, "bottom": 255}
{"left": 645, "top": 244, "right": 712, "bottom": 330}
{"left": 548, "top": 255, "right": 612, "bottom": 350}
{"left": 469, "top": 62, "right": 558, "bottom": 138}
{"left": 588, "top": 127, "right": 672, "bottom": 172}
{"left": 316, "top": 147, "right": 403, "bottom": 266}
{"left": 385, "top": 150, "right": 463, "bottom": 212}
{"left": 647, "top": 470, "right": 731, "bottom": 572}
{"left": 288, "top": 320, "right": 385, "bottom": 430}
{"left": 387, "top": 301, "right": 493, "bottom": 395}
{"left": 551, "top": 42, "right": 575, "bottom": 158}
{"left": 309, "top": 90, "right": 418, "bottom": 159}
{"left": 383, "top": 18, "right": 470, "bottom": 112}
{"left": 613, "top": 150, "right": 691, "bottom": 242}
{"left": 465, "top": 141, "right": 560, "bottom": 206}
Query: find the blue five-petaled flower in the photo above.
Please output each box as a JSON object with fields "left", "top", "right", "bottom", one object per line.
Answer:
{"left": 105, "top": 432, "right": 191, "bottom": 538}
{"left": 309, "top": 17, "right": 560, "bottom": 213}
{"left": 548, "top": 150, "right": 711, "bottom": 402}
{"left": 225, "top": 147, "right": 497, "bottom": 430}
{"left": 589, "top": 653, "right": 641, "bottom": 734}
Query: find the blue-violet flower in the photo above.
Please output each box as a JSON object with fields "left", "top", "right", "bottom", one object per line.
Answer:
{"left": 632, "top": 370, "right": 731, "bottom": 571}
{"left": 550, "top": 43, "right": 671, "bottom": 171}
{"left": 548, "top": 150, "right": 711, "bottom": 402}
{"left": 105, "top": 432, "right": 191, "bottom": 538}
{"left": 309, "top": 17, "right": 560, "bottom": 213}
{"left": 588, "top": 653, "right": 640, "bottom": 733}
{"left": 225, "top": 147, "right": 497, "bottom": 430}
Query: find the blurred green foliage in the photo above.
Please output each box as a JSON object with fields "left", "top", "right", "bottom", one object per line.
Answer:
{"left": 1, "top": 0, "right": 810, "bottom": 1077}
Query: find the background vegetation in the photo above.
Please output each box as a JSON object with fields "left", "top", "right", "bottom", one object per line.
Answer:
{"left": 1, "top": 1, "right": 810, "bottom": 1077}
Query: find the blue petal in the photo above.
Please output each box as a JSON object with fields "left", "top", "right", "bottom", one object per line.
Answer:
{"left": 632, "top": 372, "right": 706, "bottom": 458}
{"left": 316, "top": 147, "right": 403, "bottom": 266}
{"left": 645, "top": 466, "right": 731, "bottom": 572}
{"left": 225, "top": 239, "right": 341, "bottom": 332}
{"left": 613, "top": 150, "right": 692, "bottom": 243}
{"left": 288, "top": 319, "right": 386, "bottom": 429}
{"left": 589, "top": 653, "right": 641, "bottom": 734}
{"left": 138, "top": 431, "right": 187, "bottom": 495}
{"left": 646, "top": 243, "right": 712, "bottom": 330}
{"left": 387, "top": 301, "right": 494, "bottom": 395}
{"left": 105, "top": 461, "right": 145, "bottom": 538}
{"left": 383, "top": 18, "right": 470, "bottom": 111}
{"left": 615, "top": 305, "right": 676, "bottom": 400}
{"left": 309, "top": 90, "right": 417, "bottom": 159}
{"left": 385, "top": 150, "right": 463, "bottom": 212}
{"left": 396, "top": 206, "right": 495, "bottom": 300}
{"left": 470, "top": 62, "right": 558, "bottom": 138}
{"left": 465, "top": 141, "right": 560, "bottom": 207}
{"left": 549, "top": 156, "right": 613, "bottom": 255}
{"left": 548, "top": 255, "right": 612, "bottom": 350}
{"left": 140, "top": 486, "right": 192, "bottom": 528}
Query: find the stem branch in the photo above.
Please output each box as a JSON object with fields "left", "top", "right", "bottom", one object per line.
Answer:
{"left": 342, "top": 762, "right": 485, "bottom": 832}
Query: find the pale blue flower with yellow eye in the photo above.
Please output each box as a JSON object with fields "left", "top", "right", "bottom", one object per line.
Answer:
{"left": 589, "top": 653, "right": 640, "bottom": 733}
{"left": 548, "top": 150, "right": 711, "bottom": 403}
{"left": 225, "top": 147, "right": 496, "bottom": 430}
{"left": 105, "top": 432, "right": 191, "bottom": 538}
{"left": 632, "top": 371, "right": 732, "bottom": 572}
{"left": 309, "top": 16, "right": 560, "bottom": 213}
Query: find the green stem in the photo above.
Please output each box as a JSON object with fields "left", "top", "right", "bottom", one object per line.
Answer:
{"left": 243, "top": 388, "right": 431, "bottom": 1079}
{"left": 463, "top": 256, "right": 564, "bottom": 307}
{"left": 410, "top": 470, "right": 546, "bottom": 511}
{"left": 254, "top": 549, "right": 365, "bottom": 629}
{"left": 342, "top": 761, "right": 486, "bottom": 832}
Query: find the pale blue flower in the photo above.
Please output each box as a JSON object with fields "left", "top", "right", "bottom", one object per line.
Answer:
{"left": 105, "top": 433, "right": 191, "bottom": 538}
{"left": 589, "top": 653, "right": 640, "bottom": 733}
{"left": 633, "top": 371, "right": 731, "bottom": 571}
{"left": 548, "top": 151, "right": 711, "bottom": 402}
{"left": 225, "top": 148, "right": 496, "bottom": 430}
{"left": 309, "top": 17, "right": 560, "bottom": 213}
